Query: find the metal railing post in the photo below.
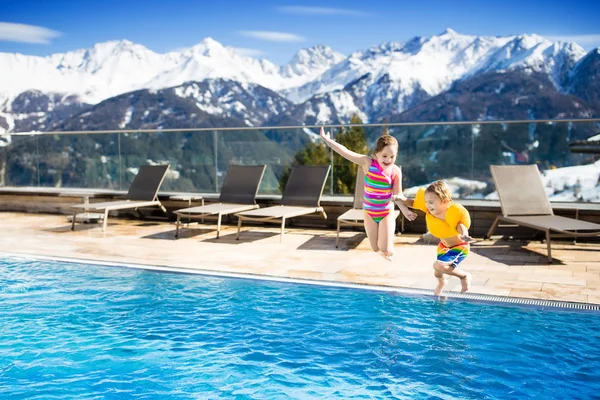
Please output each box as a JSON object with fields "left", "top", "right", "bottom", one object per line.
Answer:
{"left": 214, "top": 130, "right": 218, "bottom": 192}
{"left": 330, "top": 127, "right": 334, "bottom": 195}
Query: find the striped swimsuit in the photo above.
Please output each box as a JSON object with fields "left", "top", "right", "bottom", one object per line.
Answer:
{"left": 363, "top": 159, "right": 394, "bottom": 223}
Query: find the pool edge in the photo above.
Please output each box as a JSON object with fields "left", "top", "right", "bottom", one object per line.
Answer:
{"left": 2, "top": 250, "right": 599, "bottom": 311}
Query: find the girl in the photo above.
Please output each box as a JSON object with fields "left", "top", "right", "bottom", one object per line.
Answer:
{"left": 320, "top": 127, "right": 417, "bottom": 260}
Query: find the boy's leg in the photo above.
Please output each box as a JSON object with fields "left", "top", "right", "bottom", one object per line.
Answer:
{"left": 457, "top": 270, "right": 472, "bottom": 293}
{"left": 434, "top": 262, "right": 471, "bottom": 290}
{"left": 363, "top": 211, "right": 380, "bottom": 253}
{"left": 433, "top": 261, "right": 466, "bottom": 279}
{"left": 377, "top": 213, "right": 396, "bottom": 258}
{"left": 434, "top": 243, "right": 471, "bottom": 293}
{"left": 433, "top": 267, "right": 447, "bottom": 296}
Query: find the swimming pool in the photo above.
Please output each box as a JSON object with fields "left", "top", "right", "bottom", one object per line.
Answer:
{"left": 1, "top": 256, "right": 599, "bottom": 399}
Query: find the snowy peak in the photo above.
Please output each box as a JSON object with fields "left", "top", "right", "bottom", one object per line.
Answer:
{"left": 285, "top": 30, "right": 591, "bottom": 109}
{"left": 144, "top": 38, "right": 286, "bottom": 93}
{"left": 282, "top": 45, "right": 345, "bottom": 77}
{"left": 473, "top": 34, "right": 587, "bottom": 88}
{"left": 79, "top": 39, "right": 165, "bottom": 74}
{"left": 0, "top": 30, "right": 596, "bottom": 117}
{"left": 427, "top": 28, "right": 477, "bottom": 50}
{"left": 188, "top": 37, "right": 231, "bottom": 57}
{"left": 88, "top": 39, "right": 145, "bottom": 56}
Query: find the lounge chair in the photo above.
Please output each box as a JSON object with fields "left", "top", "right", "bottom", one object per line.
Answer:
{"left": 235, "top": 165, "right": 330, "bottom": 242}
{"left": 173, "top": 164, "right": 266, "bottom": 238}
{"left": 71, "top": 164, "right": 169, "bottom": 232}
{"left": 335, "top": 167, "right": 401, "bottom": 248}
{"left": 486, "top": 164, "right": 600, "bottom": 262}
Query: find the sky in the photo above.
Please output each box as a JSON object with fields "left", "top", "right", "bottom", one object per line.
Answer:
{"left": 1, "top": 0, "right": 599, "bottom": 65}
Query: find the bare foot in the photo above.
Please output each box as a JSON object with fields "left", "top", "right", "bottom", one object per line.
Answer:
{"left": 460, "top": 273, "right": 472, "bottom": 293}
{"left": 434, "top": 278, "right": 447, "bottom": 296}
{"left": 378, "top": 251, "right": 393, "bottom": 262}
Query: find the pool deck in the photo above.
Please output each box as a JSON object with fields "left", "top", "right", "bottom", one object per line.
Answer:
{"left": 2, "top": 212, "right": 600, "bottom": 304}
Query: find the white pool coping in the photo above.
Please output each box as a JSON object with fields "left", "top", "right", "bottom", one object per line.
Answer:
{"left": 2, "top": 251, "right": 599, "bottom": 312}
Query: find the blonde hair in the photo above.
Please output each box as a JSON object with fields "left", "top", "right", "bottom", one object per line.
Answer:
{"left": 374, "top": 135, "right": 398, "bottom": 154}
{"left": 425, "top": 180, "right": 452, "bottom": 203}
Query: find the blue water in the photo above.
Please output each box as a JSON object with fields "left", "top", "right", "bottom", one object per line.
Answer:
{"left": 0, "top": 258, "right": 599, "bottom": 399}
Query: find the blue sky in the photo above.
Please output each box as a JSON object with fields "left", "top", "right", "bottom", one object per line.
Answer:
{"left": 1, "top": 0, "right": 599, "bottom": 65}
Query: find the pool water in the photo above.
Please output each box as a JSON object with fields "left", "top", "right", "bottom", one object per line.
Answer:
{"left": 0, "top": 257, "right": 599, "bottom": 399}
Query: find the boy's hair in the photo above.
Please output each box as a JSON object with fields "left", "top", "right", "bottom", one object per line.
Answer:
{"left": 425, "top": 180, "right": 452, "bottom": 203}
{"left": 374, "top": 135, "right": 398, "bottom": 154}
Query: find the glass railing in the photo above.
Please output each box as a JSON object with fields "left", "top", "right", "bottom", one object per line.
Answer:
{"left": 1, "top": 120, "right": 599, "bottom": 202}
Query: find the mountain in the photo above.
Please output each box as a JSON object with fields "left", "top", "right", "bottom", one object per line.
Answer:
{"left": 0, "top": 30, "right": 599, "bottom": 135}
{"left": 567, "top": 48, "right": 600, "bottom": 109}
{"left": 284, "top": 30, "right": 584, "bottom": 102}
{"left": 276, "top": 30, "right": 592, "bottom": 124}
{"left": 391, "top": 70, "right": 597, "bottom": 123}
{"left": 0, "top": 40, "right": 174, "bottom": 105}
{"left": 0, "top": 90, "right": 91, "bottom": 133}
{"left": 280, "top": 44, "right": 346, "bottom": 85}
{"left": 0, "top": 39, "right": 344, "bottom": 105}
{"left": 465, "top": 34, "right": 586, "bottom": 87}
{"left": 56, "top": 79, "right": 296, "bottom": 131}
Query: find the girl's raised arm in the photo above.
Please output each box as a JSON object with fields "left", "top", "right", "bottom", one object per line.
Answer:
{"left": 320, "top": 127, "right": 370, "bottom": 167}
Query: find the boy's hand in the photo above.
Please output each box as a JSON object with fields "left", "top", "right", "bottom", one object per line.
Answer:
{"left": 320, "top": 127, "right": 331, "bottom": 141}
{"left": 460, "top": 234, "right": 475, "bottom": 243}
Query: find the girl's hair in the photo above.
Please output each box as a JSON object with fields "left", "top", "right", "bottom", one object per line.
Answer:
{"left": 374, "top": 135, "right": 398, "bottom": 154}
{"left": 425, "top": 180, "right": 452, "bottom": 202}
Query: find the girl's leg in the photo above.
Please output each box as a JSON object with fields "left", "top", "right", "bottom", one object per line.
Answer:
{"left": 363, "top": 211, "right": 379, "bottom": 253}
{"left": 377, "top": 213, "right": 396, "bottom": 258}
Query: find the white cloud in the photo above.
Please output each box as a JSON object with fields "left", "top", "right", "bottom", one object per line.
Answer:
{"left": 0, "top": 22, "right": 61, "bottom": 44}
{"left": 546, "top": 34, "right": 600, "bottom": 49}
{"left": 277, "top": 6, "right": 370, "bottom": 16}
{"left": 229, "top": 47, "right": 264, "bottom": 57}
{"left": 238, "top": 30, "right": 306, "bottom": 42}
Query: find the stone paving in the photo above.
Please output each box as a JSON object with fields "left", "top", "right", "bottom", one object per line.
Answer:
{"left": 2, "top": 212, "right": 599, "bottom": 304}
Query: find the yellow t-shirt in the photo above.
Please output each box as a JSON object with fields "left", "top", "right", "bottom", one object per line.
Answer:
{"left": 413, "top": 188, "right": 471, "bottom": 239}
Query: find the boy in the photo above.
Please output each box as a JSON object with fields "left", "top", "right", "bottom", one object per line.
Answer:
{"left": 396, "top": 180, "right": 473, "bottom": 295}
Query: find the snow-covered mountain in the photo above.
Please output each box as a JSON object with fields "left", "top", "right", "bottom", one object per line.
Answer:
{"left": 0, "top": 90, "right": 90, "bottom": 133}
{"left": 285, "top": 29, "right": 587, "bottom": 114}
{"left": 0, "top": 38, "right": 344, "bottom": 105}
{"left": 55, "top": 79, "right": 295, "bottom": 131}
{"left": 567, "top": 48, "right": 600, "bottom": 107}
{"left": 0, "top": 29, "right": 598, "bottom": 134}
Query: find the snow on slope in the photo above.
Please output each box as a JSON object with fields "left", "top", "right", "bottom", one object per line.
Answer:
{"left": 0, "top": 39, "right": 344, "bottom": 104}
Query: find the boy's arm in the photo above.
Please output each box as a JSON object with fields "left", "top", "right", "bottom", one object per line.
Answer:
{"left": 457, "top": 223, "right": 474, "bottom": 242}
{"left": 320, "top": 127, "right": 370, "bottom": 167}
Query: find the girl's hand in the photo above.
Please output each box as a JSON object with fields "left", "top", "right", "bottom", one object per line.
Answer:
{"left": 320, "top": 127, "right": 331, "bottom": 141}
{"left": 402, "top": 209, "right": 418, "bottom": 221}
{"left": 392, "top": 194, "right": 406, "bottom": 202}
